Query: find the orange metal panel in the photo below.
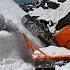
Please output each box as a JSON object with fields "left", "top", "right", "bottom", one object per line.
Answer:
{"left": 55, "top": 25, "right": 70, "bottom": 49}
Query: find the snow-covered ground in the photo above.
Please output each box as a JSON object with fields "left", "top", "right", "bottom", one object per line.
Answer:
{"left": 29, "top": 0, "right": 70, "bottom": 69}
{"left": 0, "top": 0, "right": 70, "bottom": 70}
{"left": 0, "top": 30, "right": 35, "bottom": 70}
{"left": 0, "top": 0, "right": 45, "bottom": 47}
{"left": 0, "top": 0, "right": 35, "bottom": 70}
{"left": 0, "top": 30, "right": 70, "bottom": 70}
{"left": 29, "top": 0, "right": 70, "bottom": 23}
{"left": 0, "top": 31, "right": 70, "bottom": 70}
{"left": 28, "top": 0, "right": 70, "bottom": 33}
{"left": 0, "top": 58, "right": 35, "bottom": 70}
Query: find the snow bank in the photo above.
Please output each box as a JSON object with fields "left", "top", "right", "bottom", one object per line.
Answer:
{"left": 34, "top": 46, "right": 70, "bottom": 56}
{"left": 55, "top": 62, "right": 70, "bottom": 70}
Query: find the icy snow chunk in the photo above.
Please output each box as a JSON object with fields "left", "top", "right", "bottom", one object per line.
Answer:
{"left": 45, "top": 3, "right": 48, "bottom": 7}
{"left": 34, "top": 46, "right": 70, "bottom": 56}
{"left": 34, "top": 50, "right": 41, "bottom": 55}
{"left": 50, "top": 0, "right": 59, "bottom": 3}
{"left": 49, "top": 0, "right": 65, "bottom": 4}
{"left": 47, "top": 22, "right": 57, "bottom": 33}
{"left": 0, "top": 30, "right": 12, "bottom": 37}
{"left": 0, "top": 30, "right": 16, "bottom": 43}
{"left": 41, "top": 46, "right": 70, "bottom": 55}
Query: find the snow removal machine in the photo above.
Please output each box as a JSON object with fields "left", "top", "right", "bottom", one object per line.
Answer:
{"left": 22, "top": 15, "right": 70, "bottom": 70}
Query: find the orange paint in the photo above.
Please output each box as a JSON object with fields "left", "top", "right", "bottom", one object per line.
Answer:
{"left": 55, "top": 25, "right": 70, "bottom": 49}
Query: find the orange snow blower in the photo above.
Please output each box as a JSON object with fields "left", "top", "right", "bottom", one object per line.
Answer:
{"left": 55, "top": 25, "right": 70, "bottom": 49}
{"left": 23, "top": 32, "right": 70, "bottom": 62}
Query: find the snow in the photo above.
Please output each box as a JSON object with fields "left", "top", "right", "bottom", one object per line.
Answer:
{"left": 0, "top": 0, "right": 70, "bottom": 70}
{"left": 0, "top": 0, "right": 45, "bottom": 49}
{"left": 45, "top": 3, "right": 48, "bottom": 7}
{"left": 0, "top": 0, "right": 27, "bottom": 23}
{"left": 0, "top": 58, "right": 35, "bottom": 70}
{"left": 28, "top": 0, "right": 70, "bottom": 33}
{"left": 50, "top": 0, "right": 59, "bottom": 3}
{"left": 0, "top": 0, "right": 41, "bottom": 68}
{"left": 0, "top": 30, "right": 12, "bottom": 37}
{"left": 29, "top": 0, "right": 70, "bottom": 23}
{"left": 34, "top": 46, "right": 70, "bottom": 56}
{"left": 39, "top": 0, "right": 43, "bottom": 3}
{"left": 0, "top": 31, "right": 70, "bottom": 70}
{"left": 49, "top": 0, "right": 63, "bottom": 4}
{"left": 55, "top": 62, "right": 70, "bottom": 70}
{"left": 47, "top": 22, "right": 57, "bottom": 33}
{"left": 0, "top": 30, "right": 35, "bottom": 70}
